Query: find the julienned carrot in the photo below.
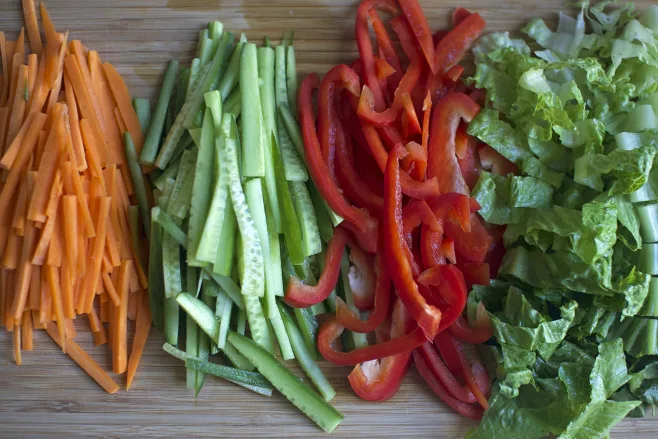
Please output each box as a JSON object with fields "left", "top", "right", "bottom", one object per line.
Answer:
{"left": 128, "top": 291, "right": 138, "bottom": 321}
{"left": 3, "top": 233, "right": 21, "bottom": 270}
{"left": 63, "top": 71, "right": 88, "bottom": 171}
{"left": 31, "top": 190, "right": 62, "bottom": 265}
{"left": 14, "top": 27, "right": 25, "bottom": 67}
{"left": 13, "top": 325, "right": 21, "bottom": 365}
{"left": 5, "top": 64, "right": 28, "bottom": 150}
{"left": 89, "top": 50, "right": 123, "bottom": 165}
{"left": 0, "top": 32, "right": 8, "bottom": 105}
{"left": 22, "top": 310, "right": 33, "bottom": 351}
{"left": 112, "top": 259, "right": 131, "bottom": 374}
{"left": 46, "top": 322, "right": 120, "bottom": 394}
{"left": 45, "top": 31, "right": 69, "bottom": 114}
{"left": 79, "top": 118, "right": 105, "bottom": 181}
{"left": 126, "top": 291, "right": 151, "bottom": 389}
{"left": 104, "top": 63, "right": 144, "bottom": 152}
{"left": 1, "top": 105, "right": 37, "bottom": 170}
{"left": 61, "top": 263, "right": 75, "bottom": 319}
{"left": 28, "top": 53, "right": 46, "bottom": 114}
{"left": 45, "top": 264, "right": 66, "bottom": 353}
{"left": 101, "top": 271, "right": 120, "bottom": 306}
{"left": 62, "top": 195, "right": 78, "bottom": 270}
{"left": 11, "top": 170, "right": 29, "bottom": 235}
{"left": 26, "top": 53, "right": 37, "bottom": 99}
{"left": 88, "top": 306, "right": 108, "bottom": 346}
{"left": 27, "top": 111, "right": 64, "bottom": 223}
{"left": 39, "top": 2, "right": 59, "bottom": 88}
{"left": 22, "top": 0, "right": 42, "bottom": 56}
{"left": 45, "top": 200, "right": 63, "bottom": 267}
{"left": 28, "top": 264, "right": 40, "bottom": 311}
{"left": 84, "top": 196, "right": 111, "bottom": 313}
{"left": 114, "top": 106, "right": 128, "bottom": 135}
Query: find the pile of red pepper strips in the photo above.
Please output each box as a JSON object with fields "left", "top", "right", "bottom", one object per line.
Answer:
{"left": 285, "top": 0, "right": 517, "bottom": 420}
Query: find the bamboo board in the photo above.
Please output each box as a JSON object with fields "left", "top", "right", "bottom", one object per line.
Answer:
{"left": 1, "top": 1, "right": 657, "bottom": 437}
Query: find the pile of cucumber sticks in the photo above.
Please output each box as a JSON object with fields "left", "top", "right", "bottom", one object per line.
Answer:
{"left": 137, "top": 24, "right": 349, "bottom": 432}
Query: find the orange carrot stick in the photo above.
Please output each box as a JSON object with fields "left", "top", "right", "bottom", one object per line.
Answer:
{"left": 0, "top": 32, "right": 8, "bottom": 105}
{"left": 62, "top": 195, "right": 78, "bottom": 269}
{"left": 101, "top": 271, "right": 120, "bottom": 306}
{"left": 128, "top": 291, "right": 138, "bottom": 321}
{"left": 12, "top": 195, "right": 38, "bottom": 321}
{"left": 63, "top": 71, "right": 87, "bottom": 171}
{"left": 126, "top": 291, "right": 151, "bottom": 389}
{"left": 5, "top": 64, "right": 28, "bottom": 149}
{"left": 45, "top": 322, "right": 120, "bottom": 394}
{"left": 11, "top": 169, "right": 29, "bottom": 236}
{"left": 103, "top": 63, "right": 144, "bottom": 152}
{"left": 31, "top": 190, "right": 62, "bottom": 265}
{"left": 4, "top": 271, "right": 16, "bottom": 331}
{"left": 22, "top": 310, "right": 33, "bottom": 351}
{"left": 61, "top": 261, "right": 75, "bottom": 319}
{"left": 79, "top": 118, "right": 105, "bottom": 181}
{"left": 65, "top": 318, "right": 77, "bottom": 339}
{"left": 114, "top": 106, "right": 127, "bottom": 134}
{"left": 45, "top": 31, "right": 69, "bottom": 114}
{"left": 40, "top": 2, "right": 59, "bottom": 88}
{"left": 22, "top": 0, "right": 42, "bottom": 56}
{"left": 0, "top": 107, "right": 8, "bottom": 157}
{"left": 28, "top": 53, "right": 47, "bottom": 115}
{"left": 84, "top": 196, "right": 110, "bottom": 313}
{"left": 1, "top": 109, "right": 37, "bottom": 170}
{"left": 26, "top": 53, "right": 37, "bottom": 98}
{"left": 13, "top": 325, "right": 22, "bottom": 365}
{"left": 27, "top": 113, "right": 63, "bottom": 223}
{"left": 45, "top": 264, "right": 66, "bottom": 351}
{"left": 28, "top": 263, "right": 41, "bottom": 311}
{"left": 90, "top": 51, "right": 123, "bottom": 165}
{"left": 46, "top": 201, "right": 62, "bottom": 267}
{"left": 39, "top": 265, "right": 50, "bottom": 323}
{"left": 14, "top": 28, "right": 25, "bottom": 69}
{"left": 2, "top": 232, "right": 21, "bottom": 269}
{"left": 112, "top": 259, "right": 131, "bottom": 374}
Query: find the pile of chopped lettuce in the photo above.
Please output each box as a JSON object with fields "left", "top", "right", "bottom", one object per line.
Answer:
{"left": 464, "top": 2, "right": 658, "bottom": 437}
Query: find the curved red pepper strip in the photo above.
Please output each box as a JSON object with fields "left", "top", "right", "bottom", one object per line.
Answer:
{"left": 435, "top": 331, "right": 491, "bottom": 410}
{"left": 284, "top": 227, "right": 348, "bottom": 308}
{"left": 361, "top": 124, "right": 440, "bottom": 200}
{"left": 402, "top": 199, "right": 441, "bottom": 235}
{"left": 428, "top": 92, "right": 481, "bottom": 196}
{"left": 445, "top": 215, "right": 492, "bottom": 264}
{"left": 398, "top": 0, "right": 436, "bottom": 74}
{"left": 418, "top": 342, "right": 477, "bottom": 403}
{"left": 318, "top": 64, "right": 361, "bottom": 176}
{"left": 347, "top": 245, "right": 377, "bottom": 310}
{"left": 401, "top": 141, "right": 425, "bottom": 176}
{"left": 298, "top": 73, "right": 377, "bottom": 233}
{"left": 417, "top": 264, "right": 467, "bottom": 333}
{"left": 336, "top": 252, "right": 391, "bottom": 332}
{"left": 318, "top": 317, "right": 427, "bottom": 365}
{"left": 355, "top": 0, "right": 399, "bottom": 111}
{"left": 457, "top": 262, "right": 490, "bottom": 291}
{"left": 434, "top": 12, "right": 486, "bottom": 74}
{"left": 420, "top": 193, "right": 472, "bottom": 269}
{"left": 444, "top": 64, "right": 464, "bottom": 84}
{"left": 390, "top": 15, "right": 422, "bottom": 61}
{"left": 348, "top": 353, "right": 410, "bottom": 401}
{"left": 384, "top": 144, "right": 442, "bottom": 339}
{"left": 375, "top": 57, "right": 396, "bottom": 82}
{"left": 340, "top": 219, "right": 379, "bottom": 254}
{"left": 452, "top": 7, "right": 473, "bottom": 27}
{"left": 448, "top": 303, "right": 494, "bottom": 345}
{"left": 441, "top": 236, "right": 457, "bottom": 264}
{"left": 369, "top": 9, "right": 403, "bottom": 93}
{"left": 456, "top": 126, "right": 482, "bottom": 191}
{"left": 413, "top": 350, "right": 484, "bottom": 420}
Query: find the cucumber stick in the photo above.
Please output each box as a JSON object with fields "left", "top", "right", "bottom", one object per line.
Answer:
{"left": 228, "top": 332, "right": 344, "bottom": 433}
{"left": 286, "top": 46, "right": 298, "bottom": 116}
{"left": 258, "top": 47, "right": 283, "bottom": 233}
{"left": 153, "top": 207, "right": 187, "bottom": 249}
{"left": 166, "top": 149, "right": 197, "bottom": 221}
{"left": 176, "top": 293, "right": 220, "bottom": 343}
{"left": 186, "top": 314, "right": 200, "bottom": 389}
{"left": 187, "top": 109, "right": 215, "bottom": 266}
{"left": 240, "top": 43, "right": 265, "bottom": 177}
{"left": 204, "top": 90, "right": 223, "bottom": 132}
{"left": 290, "top": 181, "right": 322, "bottom": 257}
{"left": 219, "top": 33, "right": 246, "bottom": 100}
{"left": 243, "top": 295, "right": 275, "bottom": 355}
{"left": 149, "top": 211, "right": 165, "bottom": 331}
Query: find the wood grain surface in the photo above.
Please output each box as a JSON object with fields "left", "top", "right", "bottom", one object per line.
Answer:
{"left": 1, "top": 1, "right": 657, "bottom": 438}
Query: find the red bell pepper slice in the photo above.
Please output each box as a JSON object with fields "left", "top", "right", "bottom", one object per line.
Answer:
{"left": 369, "top": 9, "right": 403, "bottom": 91}
{"left": 417, "top": 264, "right": 467, "bottom": 333}
{"left": 456, "top": 125, "right": 483, "bottom": 191}
{"left": 413, "top": 349, "right": 485, "bottom": 420}
{"left": 375, "top": 57, "right": 396, "bottom": 82}
{"left": 401, "top": 141, "right": 426, "bottom": 182}
{"left": 318, "top": 316, "right": 427, "bottom": 365}
{"left": 452, "top": 7, "right": 473, "bottom": 27}
{"left": 347, "top": 299, "right": 413, "bottom": 401}
{"left": 486, "top": 237, "right": 506, "bottom": 278}
{"left": 457, "top": 262, "right": 490, "bottom": 291}
{"left": 390, "top": 15, "right": 422, "bottom": 61}
{"left": 448, "top": 302, "right": 494, "bottom": 345}
{"left": 340, "top": 219, "right": 379, "bottom": 254}
{"left": 358, "top": 85, "right": 411, "bottom": 127}
{"left": 360, "top": 123, "right": 440, "bottom": 200}
{"left": 441, "top": 236, "right": 457, "bottom": 264}
{"left": 336, "top": 251, "right": 391, "bottom": 332}
{"left": 356, "top": 0, "right": 399, "bottom": 111}
{"left": 428, "top": 92, "right": 481, "bottom": 196}
{"left": 400, "top": 93, "right": 421, "bottom": 138}
{"left": 402, "top": 199, "right": 441, "bottom": 236}
{"left": 417, "top": 342, "right": 477, "bottom": 403}
{"left": 434, "top": 12, "right": 486, "bottom": 74}
{"left": 346, "top": 245, "right": 377, "bottom": 310}
{"left": 284, "top": 227, "right": 348, "bottom": 308}
{"left": 298, "top": 73, "right": 377, "bottom": 233}
{"left": 478, "top": 143, "right": 519, "bottom": 176}
{"left": 434, "top": 331, "right": 491, "bottom": 410}
{"left": 433, "top": 29, "right": 449, "bottom": 47}
{"left": 444, "top": 65, "right": 464, "bottom": 83}
{"left": 384, "top": 144, "right": 442, "bottom": 339}
{"left": 398, "top": 0, "right": 436, "bottom": 74}
{"left": 444, "top": 215, "right": 492, "bottom": 263}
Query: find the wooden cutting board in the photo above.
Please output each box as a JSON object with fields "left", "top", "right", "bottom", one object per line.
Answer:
{"left": 0, "top": 1, "right": 657, "bottom": 437}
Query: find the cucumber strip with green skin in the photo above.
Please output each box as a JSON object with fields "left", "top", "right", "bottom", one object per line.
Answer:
{"left": 170, "top": 133, "right": 195, "bottom": 164}
{"left": 286, "top": 46, "right": 298, "bottom": 117}
{"left": 228, "top": 332, "right": 344, "bottom": 433}
{"left": 185, "top": 314, "right": 200, "bottom": 389}
{"left": 290, "top": 181, "right": 322, "bottom": 257}
{"left": 163, "top": 342, "right": 188, "bottom": 361}
{"left": 217, "top": 290, "right": 232, "bottom": 349}
{"left": 187, "top": 264, "right": 198, "bottom": 298}
{"left": 224, "top": 340, "right": 255, "bottom": 371}
{"left": 240, "top": 43, "right": 265, "bottom": 177}
{"left": 638, "top": 203, "right": 658, "bottom": 243}
{"left": 161, "top": 179, "right": 176, "bottom": 203}
{"left": 187, "top": 58, "right": 202, "bottom": 99}
{"left": 641, "top": 243, "right": 658, "bottom": 275}
{"left": 280, "top": 238, "right": 297, "bottom": 284}
{"left": 237, "top": 309, "right": 247, "bottom": 335}
{"left": 243, "top": 295, "right": 275, "bottom": 354}
{"left": 128, "top": 205, "right": 146, "bottom": 279}
{"left": 140, "top": 60, "right": 179, "bottom": 165}
{"left": 187, "top": 109, "right": 216, "bottom": 267}
{"left": 153, "top": 157, "right": 181, "bottom": 192}
{"left": 124, "top": 133, "right": 152, "bottom": 238}
{"left": 156, "top": 32, "right": 234, "bottom": 169}
{"left": 204, "top": 269, "right": 244, "bottom": 310}
{"left": 197, "top": 29, "right": 209, "bottom": 56}
{"left": 176, "top": 293, "right": 220, "bottom": 343}
{"left": 308, "top": 182, "right": 336, "bottom": 243}
{"left": 204, "top": 91, "right": 223, "bottom": 132}
{"left": 293, "top": 305, "right": 321, "bottom": 361}
{"left": 148, "top": 214, "right": 165, "bottom": 331}
{"left": 208, "top": 21, "right": 223, "bottom": 42}
{"left": 271, "top": 135, "right": 305, "bottom": 264}
{"left": 154, "top": 207, "right": 187, "bottom": 249}
{"left": 218, "top": 34, "right": 246, "bottom": 100}
{"left": 223, "top": 87, "right": 241, "bottom": 114}
{"left": 281, "top": 29, "right": 294, "bottom": 47}
{"left": 149, "top": 169, "right": 163, "bottom": 186}
{"left": 310, "top": 301, "right": 326, "bottom": 316}
{"left": 196, "top": 119, "right": 231, "bottom": 264}
{"left": 132, "top": 97, "right": 151, "bottom": 134}
{"left": 339, "top": 250, "right": 369, "bottom": 349}
{"left": 245, "top": 179, "right": 273, "bottom": 295}
{"left": 258, "top": 47, "right": 283, "bottom": 232}
{"left": 163, "top": 233, "right": 183, "bottom": 299}
{"left": 195, "top": 330, "right": 210, "bottom": 395}
{"left": 186, "top": 358, "right": 273, "bottom": 389}
{"left": 224, "top": 116, "right": 266, "bottom": 298}
{"left": 274, "top": 45, "right": 289, "bottom": 108}
{"left": 262, "top": 187, "right": 284, "bottom": 299}
{"left": 279, "top": 303, "right": 335, "bottom": 401}
{"left": 278, "top": 103, "right": 304, "bottom": 160}
{"left": 164, "top": 297, "right": 180, "bottom": 346}
{"left": 201, "top": 279, "right": 218, "bottom": 356}
{"left": 166, "top": 149, "right": 198, "bottom": 220}
{"left": 175, "top": 67, "right": 190, "bottom": 116}
{"left": 270, "top": 314, "right": 294, "bottom": 360}
{"left": 640, "top": 277, "right": 658, "bottom": 317}
{"left": 212, "top": 194, "right": 237, "bottom": 276}
{"left": 198, "top": 38, "right": 214, "bottom": 66}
